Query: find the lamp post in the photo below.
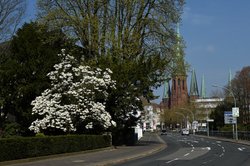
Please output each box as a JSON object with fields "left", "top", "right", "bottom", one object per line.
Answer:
{"left": 175, "top": 112, "right": 187, "bottom": 129}
{"left": 180, "top": 108, "right": 196, "bottom": 134}
{"left": 212, "top": 84, "right": 238, "bottom": 140}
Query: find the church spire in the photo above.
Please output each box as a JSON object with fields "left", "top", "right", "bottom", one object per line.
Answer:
{"left": 189, "top": 68, "right": 199, "bottom": 97}
{"left": 163, "top": 79, "right": 170, "bottom": 99}
{"left": 173, "top": 23, "right": 186, "bottom": 76}
{"left": 200, "top": 74, "right": 206, "bottom": 98}
{"left": 170, "top": 23, "right": 188, "bottom": 107}
{"left": 162, "top": 78, "right": 171, "bottom": 108}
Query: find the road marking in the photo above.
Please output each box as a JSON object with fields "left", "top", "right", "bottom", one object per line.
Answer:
{"left": 166, "top": 158, "right": 179, "bottom": 164}
{"left": 219, "top": 153, "right": 224, "bottom": 157}
{"left": 203, "top": 159, "right": 214, "bottom": 164}
{"left": 202, "top": 147, "right": 211, "bottom": 150}
{"left": 222, "top": 146, "right": 225, "bottom": 153}
{"left": 184, "top": 153, "right": 190, "bottom": 156}
{"left": 72, "top": 160, "right": 85, "bottom": 163}
{"left": 238, "top": 147, "right": 246, "bottom": 151}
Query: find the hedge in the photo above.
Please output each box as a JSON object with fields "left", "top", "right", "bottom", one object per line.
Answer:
{"left": 0, "top": 134, "right": 111, "bottom": 162}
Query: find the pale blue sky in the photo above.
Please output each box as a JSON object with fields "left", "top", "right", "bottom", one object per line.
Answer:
{"left": 154, "top": 0, "right": 250, "bottom": 103}
{"left": 24, "top": 1, "right": 250, "bottom": 103}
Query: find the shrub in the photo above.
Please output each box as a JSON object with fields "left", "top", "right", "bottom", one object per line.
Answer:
{"left": 0, "top": 134, "right": 111, "bottom": 162}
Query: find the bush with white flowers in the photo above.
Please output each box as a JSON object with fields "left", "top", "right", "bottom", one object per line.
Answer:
{"left": 29, "top": 49, "right": 116, "bottom": 133}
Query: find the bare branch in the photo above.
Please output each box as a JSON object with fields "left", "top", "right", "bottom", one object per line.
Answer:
{"left": 0, "top": 0, "right": 26, "bottom": 42}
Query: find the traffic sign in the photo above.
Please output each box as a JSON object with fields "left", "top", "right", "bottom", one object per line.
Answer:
{"left": 232, "top": 107, "right": 239, "bottom": 117}
{"left": 224, "top": 111, "right": 236, "bottom": 124}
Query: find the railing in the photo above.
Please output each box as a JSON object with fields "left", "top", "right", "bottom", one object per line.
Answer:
{"left": 196, "top": 131, "right": 250, "bottom": 141}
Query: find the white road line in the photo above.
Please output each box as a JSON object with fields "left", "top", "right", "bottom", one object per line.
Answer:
{"left": 219, "top": 153, "right": 224, "bottom": 157}
{"left": 72, "top": 160, "right": 85, "bottom": 163}
{"left": 184, "top": 153, "right": 190, "bottom": 156}
{"left": 202, "top": 147, "right": 211, "bottom": 150}
{"left": 203, "top": 159, "right": 214, "bottom": 164}
{"left": 238, "top": 147, "right": 246, "bottom": 151}
{"left": 166, "top": 158, "right": 179, "bottom": 164}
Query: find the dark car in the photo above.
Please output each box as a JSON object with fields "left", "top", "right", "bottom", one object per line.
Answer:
{"left": 161, "top": 129, "right": 167, "bottom": 135}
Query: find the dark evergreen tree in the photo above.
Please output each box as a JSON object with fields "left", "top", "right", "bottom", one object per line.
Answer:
{"left": 0, "top": 22, "right": 76, "bottom": 136}
{"left": 210, "top": 101, "right": 233, "bottom": 130}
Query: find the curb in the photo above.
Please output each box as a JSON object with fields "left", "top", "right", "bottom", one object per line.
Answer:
{"left": 0, "top": 134, "right": 167, "bottom": 166}
{"left": 99, "top": 144, "right": 166, "bottom": 166}
{"left": 0, "top": 147, "right": 115, "bottom": 166}
{"left": 97, "top": 134, "right": 167, "bottom": 166}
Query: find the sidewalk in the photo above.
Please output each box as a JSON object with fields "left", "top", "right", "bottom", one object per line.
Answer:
{"left": 0, "top": 132, "right": 166, "bottom": 166}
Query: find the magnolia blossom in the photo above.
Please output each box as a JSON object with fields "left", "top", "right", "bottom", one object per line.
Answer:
{"left": 29, "top": 49, "right": 116, "bottom": 133}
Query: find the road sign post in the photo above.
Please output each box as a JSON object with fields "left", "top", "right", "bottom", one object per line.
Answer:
{"left": 232, "top": 107, "right": 239, "bottom": 117}
{"left": 224, "top": 111, "right": 237, "bottom": 139}
{"left": 206, "top": 119, "right": 214, "bottom": 136}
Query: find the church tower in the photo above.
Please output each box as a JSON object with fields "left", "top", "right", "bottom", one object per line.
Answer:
{"left": 200, "top": 74, "right": 206, "bottom": 98}
{"left": 170, "top": 23, "right": 188, "bottom": 108}
{"left": 162, "top": 78, "right": 171, "bottom": 108}
{"left": 189, "top": 68, "right": 199, "bottom": 100}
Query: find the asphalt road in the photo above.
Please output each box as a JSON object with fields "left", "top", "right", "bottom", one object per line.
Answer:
{"left": 115, "top": 132, "right": 250, "bottom": 166}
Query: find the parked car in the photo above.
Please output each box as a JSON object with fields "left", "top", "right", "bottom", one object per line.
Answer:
{"left": 161, "top": 129, "right": 167, "bottom": 135}
{"left": 181, "top": 128, "right": 189, "bottom": 136}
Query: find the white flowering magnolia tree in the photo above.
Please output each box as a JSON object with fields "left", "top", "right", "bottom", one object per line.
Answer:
{"left": 29, "top": 49, "right": 116, "bottom": 134}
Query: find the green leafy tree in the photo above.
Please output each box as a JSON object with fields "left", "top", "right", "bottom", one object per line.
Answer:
{"left": 37, "top": 0, "right": 185, "bottom": 130}
{"left": 210, "top": 101, "right": 233, "bottom": 130}
{"left": 0, "top": 22, "right": 76, "bottom": 136}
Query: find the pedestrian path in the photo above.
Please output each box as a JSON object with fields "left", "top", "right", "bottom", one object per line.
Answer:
{"left": 0, "top": 132, "right": 166, "bottom": 166}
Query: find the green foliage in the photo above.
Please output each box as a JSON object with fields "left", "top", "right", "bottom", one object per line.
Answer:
{"left": 0, "top": 134, "right": 111, "bottom": 162}
{"left": 37, "top": 0, "right": 185, "bottom": 130}
{"left": 210, "top": 101, "right": 234, "bottom": 130}
{"left": 0, "top": 22, "right": 77, "bottom": 136}
{"left": 219, "top": 125, "right": 233, "bottom": 131}
{"left": 35, "top": 133, "right": 45, "bottom": 137}
{"left": 2, "top": 122, "right": 22, "bottom": 138}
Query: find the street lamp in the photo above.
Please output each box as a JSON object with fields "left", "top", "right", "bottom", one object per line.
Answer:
{"left": 180, "top": 108, "right": 196, "bottom": 134}
{"left": 212, "top": 84, "right": 238, "bottom": 140}
{"left": 174, "top": 112, "right": 187, "bottom": 129}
